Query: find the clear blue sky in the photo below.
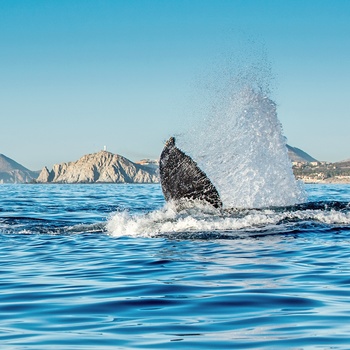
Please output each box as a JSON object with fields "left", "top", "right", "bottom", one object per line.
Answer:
{"left": 1, "top": 0, "right": 349, "bottom": 170}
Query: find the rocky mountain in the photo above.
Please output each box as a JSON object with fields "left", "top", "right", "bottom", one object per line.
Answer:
{"left": 36, "top": 151, "right": 159, "bottom": 183}
{"left": 287, "top": 145, "right": 318, "bottom": 163}
{"left": 0, "top": 154, "right": 39, "bottom": 183}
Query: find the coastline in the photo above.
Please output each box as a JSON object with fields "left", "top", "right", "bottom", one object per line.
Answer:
{"left": 299, "top": 177, "right": 350, "bottom": 184}
{"left": 2, "top": 176, "right": 350, "bottom": 185}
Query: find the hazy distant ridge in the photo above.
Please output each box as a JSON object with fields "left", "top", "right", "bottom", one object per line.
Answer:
{"left": 0, "top": 154, "right": 39, "bottom": 183}
{"left": 286, "top": 145, "right": 318, "bottom": 163}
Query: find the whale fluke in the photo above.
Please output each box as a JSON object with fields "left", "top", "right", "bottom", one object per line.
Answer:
{"left": 159, "top": 137, "right": 222, "bottom": 209}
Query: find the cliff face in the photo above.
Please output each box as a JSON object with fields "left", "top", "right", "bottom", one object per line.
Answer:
{"left": 37, "top": 151, "right": 159, "bottom": 184}
{"left": 0, "top": 154, "right": 39, "bottom": 183}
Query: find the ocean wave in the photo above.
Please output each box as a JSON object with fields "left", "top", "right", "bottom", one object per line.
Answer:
{"left": 106, "top": 201, "right": 350, "bottom": 239}
{"left": 0, "top": 216, "right": 105, "bottom": 235}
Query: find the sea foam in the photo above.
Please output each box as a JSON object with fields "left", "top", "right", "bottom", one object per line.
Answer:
{"left": 106, "top": 200, "right": 350, "bottom": 238}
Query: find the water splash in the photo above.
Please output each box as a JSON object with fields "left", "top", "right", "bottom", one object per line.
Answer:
{"left": 178, "top": 82, "right": 306, "bottom": 209}
{"left": 106, "top": 201, "right": 350, "bottom": 238}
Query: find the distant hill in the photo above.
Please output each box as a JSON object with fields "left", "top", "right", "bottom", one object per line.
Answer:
{"left": 0, "top": 154, "right": 39, "bottom": 183}
{"left": 36, "top": 150, "right": 159, "bottom": 183}
{"left": 286, "top": 145, "right": 318, "bottom": 163}
{"left": 335, "top": 159, "right": 350, "bottom": 167}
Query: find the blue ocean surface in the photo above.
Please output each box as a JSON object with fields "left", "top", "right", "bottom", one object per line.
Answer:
{"left": 1, "top": 183, "right": 350, "bottom": 349}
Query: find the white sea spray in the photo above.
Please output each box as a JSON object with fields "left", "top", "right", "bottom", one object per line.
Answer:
{"left": 178, "top": 85, "right": 307, "bottom": 209}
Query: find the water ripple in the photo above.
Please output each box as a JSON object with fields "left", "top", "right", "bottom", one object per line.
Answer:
{"left": 1, "top": 184, "right": 350, "bottom": 348}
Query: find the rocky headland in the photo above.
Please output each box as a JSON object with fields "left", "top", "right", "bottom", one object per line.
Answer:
{"left": 36, "top": 151, "right": 159, "bottom": 184}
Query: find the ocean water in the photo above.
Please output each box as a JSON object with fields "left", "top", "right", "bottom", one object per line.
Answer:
{"left": 1, "top": 183, "right": 350, "bottom": 349}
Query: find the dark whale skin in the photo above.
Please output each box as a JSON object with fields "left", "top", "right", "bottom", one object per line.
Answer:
{"left": 159, "top": 137, "right": 222, "bottom": 209}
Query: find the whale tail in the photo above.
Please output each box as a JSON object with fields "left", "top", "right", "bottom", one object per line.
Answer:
{"left": 159, "top": 137, "right": 223, "bottom": 209}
